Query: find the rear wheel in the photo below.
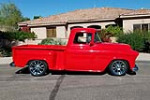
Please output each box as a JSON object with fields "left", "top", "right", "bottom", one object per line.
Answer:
{"left": 108, "top": 60, "right": 128, "bottom": 76}
{"left": 28, "top": 60, "right": 48, "bottom": 76}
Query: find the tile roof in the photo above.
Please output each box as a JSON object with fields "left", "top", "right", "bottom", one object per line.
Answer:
{"left": 18, "top": 7, "right": 150, "bottom": 26}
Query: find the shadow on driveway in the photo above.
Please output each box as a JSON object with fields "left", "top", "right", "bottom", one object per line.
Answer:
{"left": 15, "top": 67, "right": 107, "bottom": 76}
{"left": 15, "top": 67, "right": 136, "bottom": 76}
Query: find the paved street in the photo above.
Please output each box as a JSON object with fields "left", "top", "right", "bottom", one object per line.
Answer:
{"left": 0, "top": 62, "right": 150, "bottom": 100}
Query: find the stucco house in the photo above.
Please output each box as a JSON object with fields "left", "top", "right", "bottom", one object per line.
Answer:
{"left": 18, "top": 7, "right": 150, "bottom": 43}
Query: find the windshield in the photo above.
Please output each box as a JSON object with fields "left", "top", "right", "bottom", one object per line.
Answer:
{"left": 94, "top": 32, "right": 102, "bottom": 43}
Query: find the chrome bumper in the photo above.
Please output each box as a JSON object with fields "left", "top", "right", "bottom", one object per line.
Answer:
{"left": 132, "top": 64, "right": 139, "bottom": 72}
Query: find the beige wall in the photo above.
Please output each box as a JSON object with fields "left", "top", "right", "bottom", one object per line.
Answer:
{"left": 30, "top": 26, "right": 68, "bottom": 44}
{"left": 30, "top": 21, "right": 116, "bottom": 40}
{"left": 123, "top": 18, "right": 150, "bottom": 33}
{"left": 31, "top": 27, "right": 47, "bottom": 39}
{"left": 56, "top": 26, "right": 67, "bottom": 38}
{"left": 29, "top": 21, "right": 116, "bottom": 44}
{"left": 67, "top": 21, "right": 115, "bottom": 37}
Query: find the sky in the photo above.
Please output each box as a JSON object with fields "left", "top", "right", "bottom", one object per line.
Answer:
{"left": 0, "top": 0, "right": 150, "bottom": 19}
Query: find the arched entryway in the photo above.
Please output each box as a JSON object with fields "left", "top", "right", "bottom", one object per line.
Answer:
{"left": 87, "top": 25, "right": 101, "bottom": 29}
{"left": 70, "top": 26, "right": 83, "bottom": 30}
{"left": 105, "top": 24, "right": 117, "bottom": 28}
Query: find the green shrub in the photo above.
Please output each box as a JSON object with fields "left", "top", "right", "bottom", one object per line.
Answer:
{"left": 0, "top": 31, "right": 36, "bottom": 41}
{"left": 117, "top": 31, "right": 150, "bottom": 52}
{"left": 143, "top": 32, "right": 150, "bottom": 53}
{"left": 0, "top": 31, "right": 37, "bottom": 57}
{"left": 98, "top": 26, "right": 123, "bottom": 42}
{"left": 105, "top": 26, "right": 123, "bottom": 36}
{"left": 0, "top": 48, "right": 11, "bottom": 57}
{"left": 39, "top": 38, "right": 66, "bottom": 45}
{"left": 98, "top": 29, "right": 112, "bottom": 42}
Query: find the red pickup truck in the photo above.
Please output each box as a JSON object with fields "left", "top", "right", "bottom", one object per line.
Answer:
{"left": 12, "top": 28, "right": 139, "bottom": 76}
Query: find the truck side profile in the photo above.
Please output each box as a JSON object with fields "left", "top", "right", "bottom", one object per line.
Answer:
{"left": 12, "top": 28, "right": 139, "bottom": 76}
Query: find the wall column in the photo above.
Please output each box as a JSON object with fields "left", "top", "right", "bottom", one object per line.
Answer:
{"left": 31, "top": 27, "right": 47, "bottom": 39}
{"left": 56, "top": 26, "right": 67, "bottom": 38}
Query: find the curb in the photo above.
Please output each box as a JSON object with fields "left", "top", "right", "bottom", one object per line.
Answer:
{"left": 136, "top": 53, "right": 150, "bottom": 62}
{"left": 136, "top": 61, "right": 150, "bottom": 63}
{"left": 0, "top": 57, "right": 12, "bottom": 65}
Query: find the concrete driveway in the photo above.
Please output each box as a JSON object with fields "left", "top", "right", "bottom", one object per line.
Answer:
{"left": 0, "top": 61, "right": 150, "bottom": 100}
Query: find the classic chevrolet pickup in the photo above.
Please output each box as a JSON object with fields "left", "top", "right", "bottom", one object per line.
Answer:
{"left": 12, "top": 28, "right": 139, "bottom": 76}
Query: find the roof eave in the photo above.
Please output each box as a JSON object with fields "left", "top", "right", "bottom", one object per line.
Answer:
{"left": 120, "top": 14, "right": 150, "bottom": 18}
{"left": 18, "top": 23, "right": 28, "bottom": 26}
{"left": 28, "top": 22, "right": 66, "bottom": 27}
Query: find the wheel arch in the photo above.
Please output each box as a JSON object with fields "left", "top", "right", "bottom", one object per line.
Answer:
{"left": 106, "top": 59, "right": 130, "bottom": 70}
{"left": 107, "top": 59, "right": 130, "bottom": 76}
{"left": 26, "top": 59, "right": 49, "bottom": 68}
{"left": 27, "top": 59, "right": 49, "bottom": 76}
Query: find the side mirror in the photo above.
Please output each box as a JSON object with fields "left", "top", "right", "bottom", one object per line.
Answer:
{"left": 89, "top": 42, "right": 94, "bottom": 46}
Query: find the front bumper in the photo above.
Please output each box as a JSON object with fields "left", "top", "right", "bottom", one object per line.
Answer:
{"left": 132, "top": 64, "right": 139, "bottom": 72}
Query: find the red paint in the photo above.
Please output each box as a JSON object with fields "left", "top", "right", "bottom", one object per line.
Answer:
{"left": 12, "top": 28, "right": 139, "bottom": 72}
{"left": 20, "top": 26, "right": 30, "bottom": 32}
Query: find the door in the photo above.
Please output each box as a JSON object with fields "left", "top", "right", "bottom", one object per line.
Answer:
{"left": 65, "top": 32, "right": 93, "bottom": 71}
{"left": 91, "top": 32, "right": 109, "bottom": 71}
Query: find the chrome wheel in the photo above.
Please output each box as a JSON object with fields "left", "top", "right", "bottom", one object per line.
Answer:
{"left": 28, "top": 60, "right": 47, "bottom": 76}
{"left": 109, "top": 60, "right": 128, "bottom": 76}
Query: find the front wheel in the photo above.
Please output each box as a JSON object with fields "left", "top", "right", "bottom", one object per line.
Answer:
{"left": 28, "top": 60, "right": 48, "bottom": 76}
{"left": 108, "top": 60, "right": 128, "bottom": 76}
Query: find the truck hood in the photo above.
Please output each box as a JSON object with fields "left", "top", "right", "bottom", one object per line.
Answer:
{"left": 99, "top": 42, "right": 132, "bottom": 50}
{"left": 96, "top": 42, "right": 139, "bottom": 56}
{"left": 100, "top": 42, "right": 139, "bottom": 58}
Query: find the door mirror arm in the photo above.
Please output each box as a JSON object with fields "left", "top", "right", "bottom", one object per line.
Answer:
{"left": 89, "top": 42, "right": 94, "bottom": 46}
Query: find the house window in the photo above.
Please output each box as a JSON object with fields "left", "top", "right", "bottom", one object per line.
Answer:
{"left": 105, "top": 24, "right": 117, "bottom": 28}
{"left": 133, "top": 24, "right": 141, "bottom": 31}
{"left": 47, "top": 27, "right": 56, "bottom": 38}
{"left": 133, "top": 24, "right": 149, "bottom": 32}
{"left": 142, "top": 24, "right": 148, "bottom": 31}
{"left": 87, "top": 25, "right": 101, "bottom": 29}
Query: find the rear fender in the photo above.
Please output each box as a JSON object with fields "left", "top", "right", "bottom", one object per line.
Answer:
{"left": 26, "top": 58, "right": 53, "bottom": 70}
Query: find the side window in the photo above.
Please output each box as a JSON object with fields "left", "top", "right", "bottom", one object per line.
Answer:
{"left": 74, "top": 32, "right": 92, "bottom": 44}
{"left": 94, "top": 32, "right": 102, "bottom": 43}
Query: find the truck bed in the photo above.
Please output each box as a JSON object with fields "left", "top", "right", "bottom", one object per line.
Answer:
{"left": 13, "top": 45, "right": 66, "bottom": 51}
{"left": 12, "top": 45, "right": 66, "bottom": 68}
